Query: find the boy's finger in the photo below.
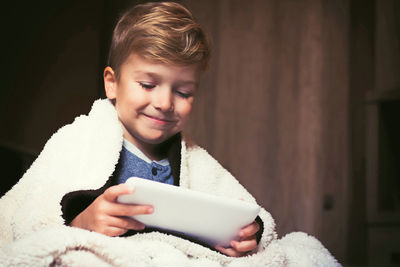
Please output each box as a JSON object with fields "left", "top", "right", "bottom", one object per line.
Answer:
{"left": 108, "top": 203, "right": 154, "bottom": 217}
{"left": 230, "top": 239, "right": 258, "bottom": 253}
{"left": 103, "top": 183, "right": 135, "bottom": 202}
{"left": 102, "top": 225, "right": 128, "bottom": 237}
{"left": 215, "top": 246, "right": 244, "bottom": 258}
{"left": 239, "top": 221, "right": 260, "bottom": 238}
{"left": 108, "top": 216, "right": 146, "bottom": 231}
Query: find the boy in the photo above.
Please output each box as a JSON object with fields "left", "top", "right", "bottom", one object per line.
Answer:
{"left": 65, "top": 2, "right": 259, "bottom": 256}
{"left": 0, "top": 2, "right": 339, "bottom": 266}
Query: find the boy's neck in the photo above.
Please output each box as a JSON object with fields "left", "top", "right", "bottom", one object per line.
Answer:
{"left": 123, "top": 136, "right": 169, "bottom": 162}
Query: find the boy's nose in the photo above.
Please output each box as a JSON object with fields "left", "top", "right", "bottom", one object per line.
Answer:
{"left": 152, "top": 87, "right": 173, "bottom": 112}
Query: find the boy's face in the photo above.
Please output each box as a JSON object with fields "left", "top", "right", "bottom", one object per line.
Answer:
{"left": 104, "top": 53, "right": 201, "bottom": 150}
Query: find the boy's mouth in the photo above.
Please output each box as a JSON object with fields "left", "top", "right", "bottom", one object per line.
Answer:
{"left": 143, "top": 114, "right": 175, "bottom": 125}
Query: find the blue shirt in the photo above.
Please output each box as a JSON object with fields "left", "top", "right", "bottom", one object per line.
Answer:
{"left": 115, "top": 139, "right": 174, "bottom": 185}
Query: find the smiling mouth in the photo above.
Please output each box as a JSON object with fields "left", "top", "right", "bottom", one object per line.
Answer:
{"left": 143, "top": 114, "right": 175, "bottom": 125}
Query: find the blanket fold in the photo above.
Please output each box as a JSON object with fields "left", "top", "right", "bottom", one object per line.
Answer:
{"left": 0, "top": 99, "right": 340, "bottom": 266}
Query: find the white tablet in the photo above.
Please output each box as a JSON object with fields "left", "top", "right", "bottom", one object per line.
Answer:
{"left": 117, "top": 177, "right": 260, "bottom": 247}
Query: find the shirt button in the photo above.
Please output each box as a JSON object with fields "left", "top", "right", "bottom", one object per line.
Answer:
{"left": 152, "top": 167, "right": 158, "bottom": 176}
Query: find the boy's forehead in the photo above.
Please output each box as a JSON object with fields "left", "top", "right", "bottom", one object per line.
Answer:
{"left": 122, "top": 53, "right": 203, "bottom": 81}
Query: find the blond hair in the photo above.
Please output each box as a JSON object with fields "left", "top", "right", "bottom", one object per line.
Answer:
{"left": 107, "top": 1, "right": 211, "bottom": 79}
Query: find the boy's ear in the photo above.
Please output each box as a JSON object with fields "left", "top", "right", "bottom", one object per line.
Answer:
{"left": 104, "top": 66, "right": 117, "bottom": 99}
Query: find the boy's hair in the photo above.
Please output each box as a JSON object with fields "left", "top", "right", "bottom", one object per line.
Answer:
{"left": 108, "top": 1, "right": 211, "bottom": 79}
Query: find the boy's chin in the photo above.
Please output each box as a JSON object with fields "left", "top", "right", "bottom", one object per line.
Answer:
{"left": 124, "top": 127, "right": 174, "bottom": 145}
{"left": 138, "top": 133, "right": 176, "bottom": 145}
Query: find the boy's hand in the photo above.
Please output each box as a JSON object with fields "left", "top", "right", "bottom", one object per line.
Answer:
{"left": 70, "top": 183, "right": 153, "bottom": 236}
{"left": 215, "top": 221, "right": 260, "bottom": 257}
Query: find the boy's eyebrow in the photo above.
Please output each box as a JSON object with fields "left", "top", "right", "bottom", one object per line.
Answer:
{"left": 177, "top": 80, "right": 199, "bottom": 86}
{"left": 134, "top": 71, "right": 161, "bottom": 80}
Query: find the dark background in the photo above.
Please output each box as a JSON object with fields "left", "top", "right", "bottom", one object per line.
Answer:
{"left": 1, "top": 0, "right": 399, "bottom": 266}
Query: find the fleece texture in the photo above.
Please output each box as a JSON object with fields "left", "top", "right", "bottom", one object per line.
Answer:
{"left": 0, "top": 99, "right": 340, "bottom": 266}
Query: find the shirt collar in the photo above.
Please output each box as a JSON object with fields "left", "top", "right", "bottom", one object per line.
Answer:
{"left": 122, "top": 138, "right": 169, "bottom": 166}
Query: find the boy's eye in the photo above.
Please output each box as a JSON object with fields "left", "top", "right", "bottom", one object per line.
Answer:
{"left": 138, "top": 82, "right": 155, "bottom": 90}
{"left": 176, "top": 91, "right": 193, "bottom": 99}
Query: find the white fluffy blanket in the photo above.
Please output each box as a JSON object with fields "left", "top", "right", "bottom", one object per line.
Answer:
{"left": 0, "top": 99, "right": 340, "bottom": 266}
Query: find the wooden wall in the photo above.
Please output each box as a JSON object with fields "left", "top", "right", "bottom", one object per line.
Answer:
{"left": 185, "top": 0, "right": 349, "bottom": 262}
